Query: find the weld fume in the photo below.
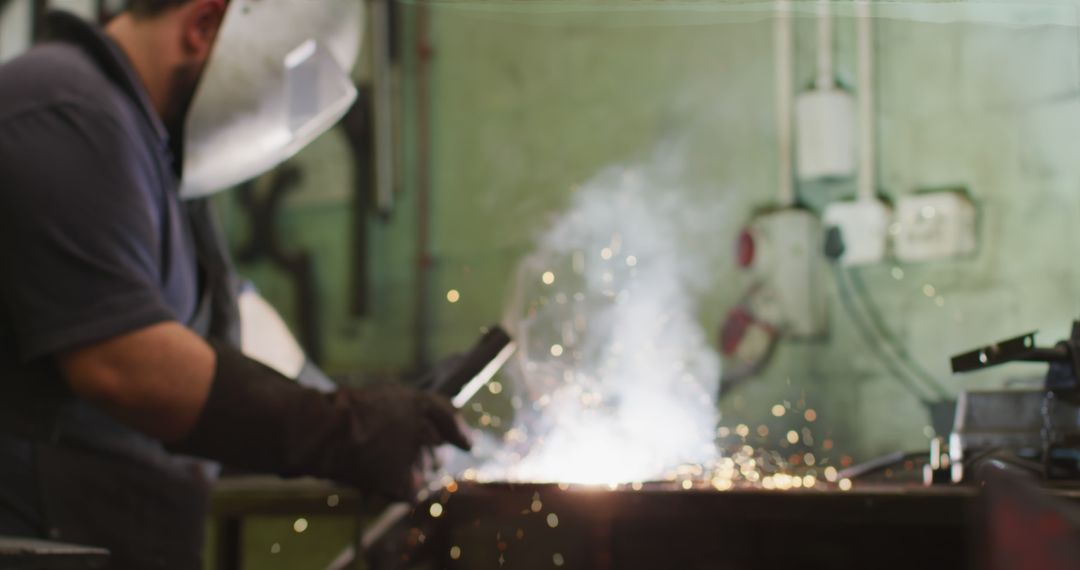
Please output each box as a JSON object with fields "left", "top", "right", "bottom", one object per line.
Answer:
{"left": 455, "top": 145, "right": 726, "bottom": 485}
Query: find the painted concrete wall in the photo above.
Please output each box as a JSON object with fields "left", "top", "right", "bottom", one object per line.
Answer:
{"left": 230, "top": 1, "right": 1080, "bottom": 466}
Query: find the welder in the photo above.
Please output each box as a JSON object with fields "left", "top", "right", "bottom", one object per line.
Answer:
{"left": 0, "top": 1, "right": 469, "bottom": 568}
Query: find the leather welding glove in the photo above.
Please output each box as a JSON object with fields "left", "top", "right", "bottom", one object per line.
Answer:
{"left": 171, "top": 341, "right": 472, "bottom": 502}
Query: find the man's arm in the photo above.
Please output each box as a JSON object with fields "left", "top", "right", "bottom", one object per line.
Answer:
{"left": 59, "top": 319, "right": 470, "bottom": 500}
{"left": 60, "top": 322, "right": 214, "bottom": 443}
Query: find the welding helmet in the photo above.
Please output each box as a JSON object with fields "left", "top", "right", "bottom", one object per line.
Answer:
{"left": 179, "top": 0, "right": 362, "bottom": 199}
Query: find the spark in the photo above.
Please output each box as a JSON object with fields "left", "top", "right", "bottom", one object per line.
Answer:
{"left": 429, "top": 503, "right": 444, "bottom": 518}
{"left": 446, "top": 289, "right": 461, "bottom": 303}
{"left": 712, "top": 477, "right": 733, "bottom": 491}
{"left": 542, "top": 272, "right": 556, "bottom": 285}
{"left": 550, "top": 344, "right": 564, "bottom": 357}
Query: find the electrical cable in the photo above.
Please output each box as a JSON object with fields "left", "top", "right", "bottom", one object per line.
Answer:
{"left": 832, "top": 264, "right": 938, "bottom": 406}
{"left": 847, "top": 266, "right": 952, "bottom": 400}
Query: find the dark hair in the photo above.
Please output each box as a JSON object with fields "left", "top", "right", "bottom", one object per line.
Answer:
{"left": 126, "top": 0, "right": 193, "bottom": 17}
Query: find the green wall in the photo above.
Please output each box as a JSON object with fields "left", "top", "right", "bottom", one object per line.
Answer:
{"left": 228, "top": 0, "right": 1080, "bottom": 464}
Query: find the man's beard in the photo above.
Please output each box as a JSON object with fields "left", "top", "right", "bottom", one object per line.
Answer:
{"left": 163, "top": 61, "right": 204, "bottom": 140}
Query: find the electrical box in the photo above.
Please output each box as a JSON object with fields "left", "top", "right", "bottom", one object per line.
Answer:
{"left": 894, "top": 191, "right": 977, "bottom": 262}
{"left": 744, "top": 209, "right": 827, "bottom": 338}
{"left": 823, "top": 199, "right": 892, "bottom": 265}
{"left": 795, "top": 88, "right": 857, "bottom": 181}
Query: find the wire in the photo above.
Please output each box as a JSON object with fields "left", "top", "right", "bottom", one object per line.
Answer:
{"left": 832, "top": 265, "right": 937, "bottom": 405}
{"left": 846, "top": 267, "right": 952, "bottom": 400}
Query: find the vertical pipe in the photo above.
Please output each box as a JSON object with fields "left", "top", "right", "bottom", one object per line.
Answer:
{"left": 370, "top": 0, "right": 396, "bottom": 214}
{"left": 856, "top": 0, "right": 876, "bottom": 202}
{"left": 413, "top": 5, "right": 433, "bottom": 370}
{"left": 815, "top": 0, "right": 834, "bottom": 90}
{"left": 773, "top": 0, "right": 795, "bottom": 207}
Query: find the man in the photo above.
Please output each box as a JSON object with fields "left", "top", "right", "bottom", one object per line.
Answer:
{"left": 0, "top": 1, "right": 469, "bottom": 568}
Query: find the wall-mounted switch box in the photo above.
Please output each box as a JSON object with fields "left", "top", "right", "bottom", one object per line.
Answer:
{"left": 744, "top": 208, "right": 827, "bottom": 338}
{"left": 894, "top": 190, "right": 976, "bottom": 262}
{"left": 796, "top": 88, "right": 857, "bottom": 181}
{"left": 823, "top": 198, "right": 893, "bottom": 266}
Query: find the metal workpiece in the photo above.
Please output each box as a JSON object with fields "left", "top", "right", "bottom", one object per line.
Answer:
{"left": 950, "top": 321, "right": 1080, "bottom": 401}
{"left": 951, "top": 390, "right": 1047, "bottom": 452}
{"left": 949, "top": 321, "right": 1080, "bottom": 482}
{"left": 374, "top": 481, "right": 972, "bottom": 570}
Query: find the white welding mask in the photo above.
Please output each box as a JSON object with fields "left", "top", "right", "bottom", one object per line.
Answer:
{"left": 180, "top": 0, "right": 362, "bottom": 199}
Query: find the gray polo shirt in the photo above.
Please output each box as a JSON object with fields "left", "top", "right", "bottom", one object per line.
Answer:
{"left": 0, "top": 12, "right": 212, "bottom": 552}
{"left": 0, "top": 15, "right": 199, "bottom": 374}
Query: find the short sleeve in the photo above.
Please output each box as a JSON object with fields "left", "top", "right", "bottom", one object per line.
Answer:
{"left": 0, "top": 102, "right": 177, "bottom": 361}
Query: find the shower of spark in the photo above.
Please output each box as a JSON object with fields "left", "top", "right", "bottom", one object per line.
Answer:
{"left": 456, "top": 143, "right": 729, "bottom": 485}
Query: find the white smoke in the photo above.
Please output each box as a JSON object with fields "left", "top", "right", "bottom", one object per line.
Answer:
{"left": 459, "top": 143, "right": 727, "bottom": 485}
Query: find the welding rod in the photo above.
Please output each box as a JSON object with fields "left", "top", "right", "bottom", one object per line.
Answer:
{"left": 325, "top": 326, "right": 515, "bottom": 570}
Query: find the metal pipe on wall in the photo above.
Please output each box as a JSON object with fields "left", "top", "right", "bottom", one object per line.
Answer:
{"left": 856, "top": 0, "right": 876, "bottom": 202}
{"left": 413, "top": 3, "right": 434, "bottom": 370}
{"left": 815, "top": 0, "right": 834, "bottom": 91}
{"left": 369, "top": 0, "right": 396, "bottom": 215}
{"left": 773, "top": 0, "right": 795, "bottom": 207}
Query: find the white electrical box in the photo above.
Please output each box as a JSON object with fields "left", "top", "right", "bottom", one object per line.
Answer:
{"left": 795, "top": 88, "right": 857, "bottom": 181}
{"left": 894, "top": 191, "right": 977, "bottom": 262}
{"left": 746, "top": 209, "right": 827, "bottom": 338}
{"left": 823, "top": 199, "right": 892, "bottom": 266}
